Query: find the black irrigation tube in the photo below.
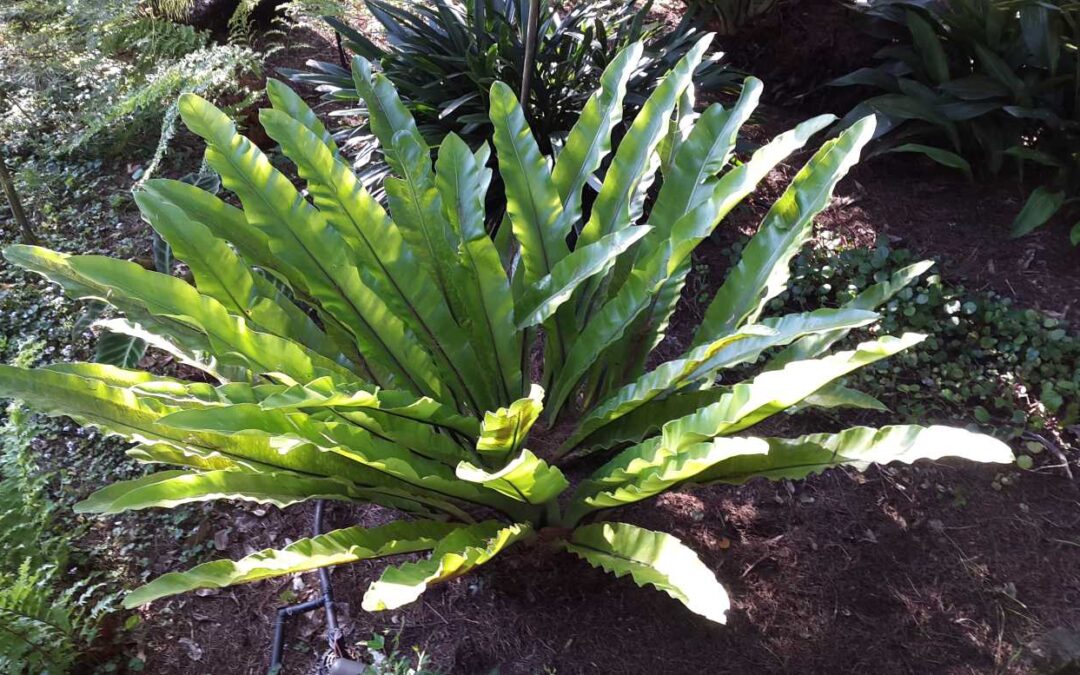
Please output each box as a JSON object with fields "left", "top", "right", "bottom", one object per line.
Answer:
{"left": 268, "top": 500, "right": 341, "bottom": 672}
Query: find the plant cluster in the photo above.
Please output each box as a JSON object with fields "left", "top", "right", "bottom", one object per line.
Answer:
{"left": 0, "top": 343, "right": 116, "bottom": 672}
{"left": 833, "top": 0, "right": 1080, "bottom": 243}
{"left": 689, "top": 0, "right": 778, "bottom": 35}
{"left": 0, "top": 0, "right": 261, "bottom": 172}
{"left": 754, "top": 240, "right": 1080, "bottom": 442}
{"left": 0, "top": 39, "right": 1012, "bottom": 626}
{"left": 284, "top": 0, "right": 733, "bottom": 191}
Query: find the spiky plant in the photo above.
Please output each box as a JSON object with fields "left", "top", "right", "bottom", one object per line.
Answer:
{"left": 0, "top": 37, "right": 1012, "bottom": 623}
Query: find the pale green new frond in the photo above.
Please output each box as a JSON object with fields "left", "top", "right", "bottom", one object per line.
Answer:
{"left": 477, "top": 385, "right": 544, "bottom": 465}
{"left": 456, "top": 449, "right": 568, "bottom": 505}
{"left": 362, "top": 521, "right": 531, "bottom": 612}
{"left": 564, "top": 522, "right": 729, "bottom": 624}
{"left": 690, "top": 424, "right": 1015, "bottom": 485}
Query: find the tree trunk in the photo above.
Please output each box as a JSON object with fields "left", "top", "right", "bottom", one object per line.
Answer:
{"left": 0, "top": 149, "right": 36, "bottom": 245}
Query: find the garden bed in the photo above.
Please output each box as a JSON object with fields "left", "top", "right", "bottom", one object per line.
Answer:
{"left": 3, "top": 2, "right": 1078, "bottom": 674}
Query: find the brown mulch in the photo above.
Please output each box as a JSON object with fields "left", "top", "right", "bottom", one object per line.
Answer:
{"left": 120, "top": 461, "right": 1080, "bottom": 675}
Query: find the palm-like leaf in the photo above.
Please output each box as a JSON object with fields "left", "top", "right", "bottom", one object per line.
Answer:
{"left": 0, "top": 40, "right": 1012, "bottom": 626}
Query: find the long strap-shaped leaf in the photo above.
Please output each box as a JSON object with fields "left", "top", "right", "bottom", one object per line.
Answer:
{"left": 0, "top": 366, "right": 463, "bottom": 501}
{"left": 350, "top": 56, "right": 425, "bottom": 174}
{"left": 551, "top": 112, "right": 832, "bottom": 418}
{"left": 569, "top": 425, "right": 1013, "bottom": 522}
{"left": 693, "top": 116, "right": 877, "bottom": 346}
{"left": 547, "top": 270, "right": 654, "bottom": 420}
{"left": 569, "top": 36, "right": 712, "bottom": 325}
{"left": 764, "top": 260, "right": 933, "bottom": 371}
{"left": 260, "top": 103, "right": 492, "bottom": 413}
{"left": 134, "top": 192, "right": 344, "bottom": 365}
{"left": 688, "top": 424, "right": 1015, "bottom": 485}
{"left": 139, "top": 179, "right": 278, "bottom": 276}
{"left": 551, "top": 42, "right": 644, "bottom": 231}
{"left": 352, "top": 59, "right": 469, "bottom": 326}
{"left": 514, "top": 226, "right": 651, "bottom": 330}
{"left": 256, "top": 376, "right": 480, "bottom": 437}
{"left": 489, "top": 81, "right": 570, "bottom": 289}
{"left": 564, "top": 388, "right": 733, "bottom": 457}
{"left": 647, "top": 77, "right": 764, "bottom": 237}
{"left": 663, "top": 333, "right": 925, "bottom": 450}
{"left": 435, "top": 135, "right": 522, "bottom": 405}
{"left": 563, "top": 308, "right": 879, "bottom": 454}
{"left": 608, "top": 114, "right": 838, "bottom": 382}
{"left": 582, "top": 334, "right": 925, "bottom": 486}
{"left": 66, "top": 255, "right": 352, "bottom": 384}
{"left": 9, "top": 248, "right": 339, "bottom": 384}
{"left": 126, "top": 441, "right": 274, "bottom": 472}
{"left": 75, "top": 468, "right": 432, "bottom": 516}
{"left": 564, "top": 522, "right": 729, "bottom": 625}
{"left": 384, "top": 131, "right": 474, "bottom": 335}
{"left": 125, "top": 520, "right": 459, "bottom": 607}
{"left": 265, "top": 78, "right": 339, "bottom": 154}
{"left": 577, "top": 35, "right": 713, "bottom": 248}
{"left": 6, "top": 245, "right": 215, "bottom": 364}
{"left": 178, "top": 93, "right": 446, "bottom": 397}
{"left": 362, "top": 521, "right": 531, "bottom": 612}
{"left": 158, "top": 404, "right": 529, "bottom": 517}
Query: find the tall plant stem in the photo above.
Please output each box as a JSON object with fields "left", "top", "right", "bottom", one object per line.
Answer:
{"left": 0, "top": 149, "right": 36, "bottom": 245}
{"left": 519, "top": 0, "right": 540, "bottom": 107}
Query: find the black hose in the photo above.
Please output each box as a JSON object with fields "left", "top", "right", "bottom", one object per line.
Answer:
{"left": 267, "top": 500, "right": 341, "bottom": 673}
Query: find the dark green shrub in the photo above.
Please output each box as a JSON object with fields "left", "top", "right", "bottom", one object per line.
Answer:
{"left": 284, "top": 0, "right": 734, "bottom": 192}
{"left": 688, "top": 0, "right": 778, "bottom": 35}
{"left": 832, "top": 0, "right": 1080, "bottom": 243}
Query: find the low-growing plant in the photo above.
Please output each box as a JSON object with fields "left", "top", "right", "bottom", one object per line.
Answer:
{"left": 833, "top": 0, "right": 1080, "bottom": 243}
{"left": 0, "top": 38, "right": 1012, "bottom": 626}
{"left": 0, "top": 344, "right": 114, "bottom": 671}
{"left": 763, "top": 240, "right": 1080, "bottom": 438}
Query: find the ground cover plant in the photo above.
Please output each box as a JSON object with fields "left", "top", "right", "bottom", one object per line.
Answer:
{"left": 769, "top": 241, "right": 1080, "bottom": 439}
{"left": 0, "top": 35, "right": 1016, "bottom": 631}
{"left": 832, "top": 0, "right": 1080, "bottom": 243}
